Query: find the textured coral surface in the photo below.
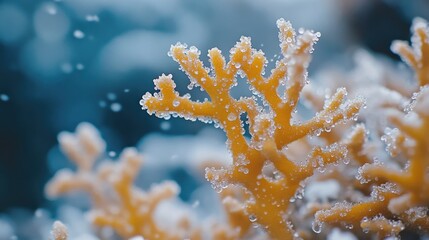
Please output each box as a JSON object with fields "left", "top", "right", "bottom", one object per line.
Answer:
{"left": 141, "top": 19, "right": 363, "bottom": 239}
{"left": 45, "top": 17, "right": 429, "bottom": 240}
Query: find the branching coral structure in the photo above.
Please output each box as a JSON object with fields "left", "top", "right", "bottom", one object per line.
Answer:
{"left": 314, "top": 18, "right": 429, "bottom": 239}
{"left": 140, "top": 19, "right": 364, "bottom": 239}
{"left": 46, "top": 123, "right": 199, "bottom": 239}
{"left": 392, "top": 17, "right": 429, "bottom": 87}
{"left": 44, "top": 17, "right": 429, "bottom": 240}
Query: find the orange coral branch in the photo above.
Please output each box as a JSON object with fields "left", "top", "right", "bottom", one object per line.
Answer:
{"left": 317, "top": 86, "right": 429, "bottom": 237}
{"left": 142, "top": 19, "right": 363, "bottom": 239}
{"left": 360, "top": 216, "right": 404, "bottom": 239}
{"left": 46, "top": 123, "right": 196, "bottom": 239}
{"left": 391, "top": 18, "right": 429, "bottom": 86}
{"left": 315, "top": 184, "right": 399, "bottom": 231}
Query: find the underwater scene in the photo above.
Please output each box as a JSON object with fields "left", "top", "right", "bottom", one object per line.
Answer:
{"left": 1, "top": 0, "right": 429, "bottom": 239}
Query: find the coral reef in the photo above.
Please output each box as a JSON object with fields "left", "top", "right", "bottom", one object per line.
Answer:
{"left": 314, "top": 17, "right": 429, "bottom": 239}
{"left": 45, "top": 17, "right": 429, "bottom": 240}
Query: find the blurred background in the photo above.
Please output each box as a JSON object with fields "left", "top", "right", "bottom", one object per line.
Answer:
{"left": 0, "top": 0, "right": 428, "bottom": 234}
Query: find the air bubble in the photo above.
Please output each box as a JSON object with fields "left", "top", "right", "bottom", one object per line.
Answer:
{"left": 76, "top": 63, "right": 85, "bottom": 70}
{"left": 249, "top": 214, "right": 257, "bottom": 222}
{"left": 107, "top": 93, "right": 117, "bottom": 101}
{"left": 86, "top": 15, "right": 99, "bottom": 22}
{"left": 0, "top": 94, "right": 9, "bottom": 102}
{"left": 160, "top": 121, "right": 171, "bottom": 131}
{"left": 227, "top": 113, "right": 237, "bottom": 121}
{"left": 312, "top": 221, "right": 323, "bottom": 233}
{"left": 45, "top": 5, "right": 57, "bottom": 15}
{"left": 192, "top": 200, "right": 200, "bottom": 208}
{"left": 61, "top": 62, "right": 73, "bottom": 74}
{"left": 73, "top": 30, "right": 85, "bottom": 39}
{"left": 110, "top": 103, "right": 122, "bottom": 112}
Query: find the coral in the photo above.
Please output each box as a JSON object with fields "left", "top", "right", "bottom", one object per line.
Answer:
{"left": 42, "top": 14, "right": 429, "bottom": 240}
{"left": 51, "top": 221, "right": 68, "bottom": 240}
{"left": 46, "top": 123, "right": 198, "bottom": 239}
{"left": 316, "top": 86, "right": 429, "bottom": 237}
{"left": 315, "top": 17, "right": 429, "bottom": 238}
{"left": 392, "top": 17, "right": 429, "bottom": 87}
{"left": 141, "top": 18, "right": 363, "bottom": 239}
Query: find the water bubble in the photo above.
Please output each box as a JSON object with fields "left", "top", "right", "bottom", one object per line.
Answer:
{"left": 343, "top": 157, "right": 350, "bottom": 165}
{"left": 160, "top": 121, "right": 171, "bottom": 131}
{"left": 249, "top": 214, "right": 257, "bottom": 222}
{"left": 312, "top": 221, "right": 323, "bottom": 233}
{"left": 61, "top": 62, "right": 73, "bottom": 74}
{"left": 76, "top": 63, "right": 84, "bottom": 70}
{"left": 192, "top": 200, "right": 200, "bottom": 208}
{"left": 187, "top": 83, "right": 194, "bottom": 90}
{"left": 85, "top": 15, "right": 99, "bottom": 22}
{"left": 128, "top": 236, "right": 144, "bottom": 240}
{"left": 108, "top": 151, "right": 116, "bottom": 157}
{"left": 73, "top": 30, "right": 85, "bottom": 39}
{"left": 0, "top": 94, "right": 9, "bottom": 102}
{"left": 99, "top": 100, "right": 106, "bottom": 108}
{"left": 238, "top": 167, "right": 249, "bottom": 174}
{"left": 173, "top": 100, "right": 180, "bottom": 107}
{"left": 227, "top": 113, "right": 237, "bottom": 121}
{"left": 45, "top": 5, "right": 57, "bottom": 15}
{"left": 110, "top": 103, "right": 122, "bottom": 112}
{"left": 314, "top": 129, "right": 322, "bottom": 137}
{"left": 107, "top": 93, "right": 117, "bottom": 101}
{"left": 34, "top": 208, "right": 44, "bottom": 218}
